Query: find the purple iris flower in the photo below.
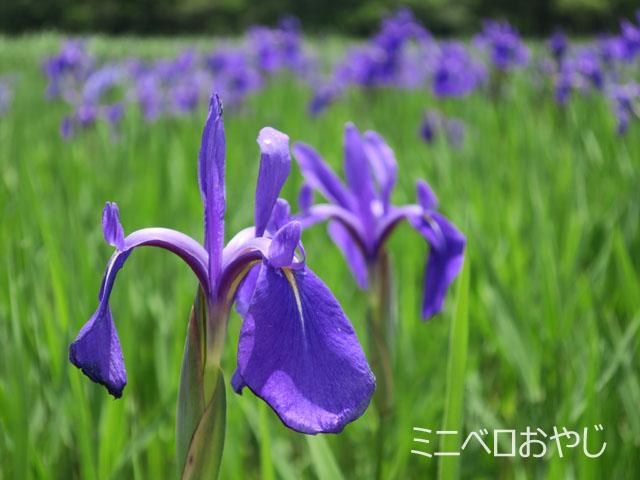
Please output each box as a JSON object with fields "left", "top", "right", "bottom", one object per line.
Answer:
{"left": 548, "top": 30, "right": 568, "bottom": 61}
{"left": 69, "top": 94, "right": 375, "bottom": 434}
{"left": 608, "top": 82, "right": 639, "bottom": 135}
{"left": 474, "top": 20, "right": 529, "bottom": 70}
{"left": 43, "top": 39, "right": 94, "bottom": 100}
{"left": 0, "top": 75, "right": 15, "bottom": 116}
{"left": 292, "top": 123, "right": 465, "bottom": 319}
{"left": 620, "top": 17, "right": 640, "bottom": 60}
{"left": 419, "top": 109, "right": 465, "bottom": 148}
{"left": 575, "top": 48, "right": 603, "bottom": 90}
{"left": 431, "top": 42, "right": 486, "bottom": 98}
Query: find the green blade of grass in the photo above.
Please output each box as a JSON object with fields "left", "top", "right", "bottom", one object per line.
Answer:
{"left": 305, "top": 435, "right": 345, "bottom": 480}
{"left": 438, "top": 256, "right": 470, "bottom": 480}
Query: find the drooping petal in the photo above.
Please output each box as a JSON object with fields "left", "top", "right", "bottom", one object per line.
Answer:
{"left": 416, "top": 179, "right": 438, "bottom": 211}
{"left": 292, "top": 142, "right": 354, "bottom": 210}
{"left": 70, "top": 250, "right": 130, "bottom": 398}
{"left": 343, "top": 123, "right": 377, "bottom": 248}
{"left": 70, "top": 250, "right": 129, "bottom": 398}
{"left": 231, "top": 368, "right": 247, "bottom": 394}
{"left": 268, "top": 221, "right": 302, "bottom": 268}
{"left": 198, "top": 93, "right": 226, "bottom": 287}
{"left": 254, "top": 127, "right": 291, "bottom": 237}
{"left": 236, "top": 263, "right": 376, "bottom": 434}
{"left": 363, "top": 131, "right": 397, "bottom": 211}
{"left": 70, "top": 226, "right": 210, "bottom": 397}
{"left": 102, "top": 202, "right": 125, "bottom": 251}
{"left": 409, "top": 212, "right": 465, "bottom": 319}
{"left": 328, "top": 221, "right": 368, "bottom": 289}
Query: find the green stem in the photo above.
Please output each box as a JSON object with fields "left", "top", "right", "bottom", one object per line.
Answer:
{"left": 367, "top": 250, "right": 397, "bottom": 480}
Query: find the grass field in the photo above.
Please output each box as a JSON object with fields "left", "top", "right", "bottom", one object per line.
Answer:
{"left": 1, "top": 34, "right": 639, "bottom": 479}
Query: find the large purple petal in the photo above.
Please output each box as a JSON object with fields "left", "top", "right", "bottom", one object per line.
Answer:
{"left": 198, "top": 94, "right": 226, "bottom": 287}
{"left": 254, "top": 128, "right": 291, "bottom": 237}
{"left": 327, "top": 220, "right": 368, "bottom": 290}
{"left": 70, "top": 227, "right": 210, "bottom": 398}
{"left": 343, "top": 123, "right": 377, "bottom": 248}
{"left": 363, "top": 131, "right": 397, "bottom": 212}
{"left": 236, "top": 264, "right": 375, "bottom": 434}
{"left": 409, "top": 212, "right": 465, "bottom": 319}
{"left": 291, "top": 142, "right": 354, "bottom": 211}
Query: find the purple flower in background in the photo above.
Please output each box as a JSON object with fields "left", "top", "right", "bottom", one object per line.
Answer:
{"left": 597, "top": 34, "right": 627, "bottom": 65}
{"left": 43, "top": 39, "right": 95, "bottom": 100}
{"left": 431, "top": 42, "right": 486, "bottom": 98}
{"left": 620, "top": 17, "right": 640, "bottom": 60}
{"left": 608, "top": 82, "right": 639, "bottom": 135}
{"left": 575, "top": 48, "right": 603, "bottom": 90}
{"left": 419, "top": 109, "right": 465, "bottom": 148}
{"left": 69, "top": 94, "right": 375, "bottom": 434}
{"left": 0, "top": 75, "right": 16, "bottom": 116}
{"left": 293, "top": 123, "right": 465, "bottom": 319}
{"left": 474, "top": 20, "right": 529, "bottom": 70}
{"left": 419, "top": 110, "right": 439, "bottom": 143}
{"left": 548, "top": 30, "right": 568, "bottom": 61}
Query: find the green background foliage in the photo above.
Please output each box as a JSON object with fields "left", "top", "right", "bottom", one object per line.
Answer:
{"left": 1, "top": 34, "right": 639, "bottom": 478}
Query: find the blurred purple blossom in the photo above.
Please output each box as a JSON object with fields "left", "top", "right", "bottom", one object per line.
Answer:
{"left": 419, "top": 109, "right": 466, "bottom": 148}
{"left": 474, "top": 20, "right": 529, "bottom": 70}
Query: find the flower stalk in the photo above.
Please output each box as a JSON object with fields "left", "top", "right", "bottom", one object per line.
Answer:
{"left": 367, "top": 251, "right": 397, "bottom": 480}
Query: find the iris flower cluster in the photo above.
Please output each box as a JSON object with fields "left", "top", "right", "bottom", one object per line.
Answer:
{"left": 40, "top": 8, "right": 640, "bottom": 143}
{"left": 541, "top": 12, "right": 640, "bottom": 133}
{"left": 43, "top": 21, "right": 315, "bottom": 139}
{"left": 69, "top": 94, "right": 376, "bottom": 454}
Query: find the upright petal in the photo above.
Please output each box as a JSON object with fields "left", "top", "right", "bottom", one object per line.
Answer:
{"left": 363, "top": 131, "right": 397, "bottom": 211}
{"left": 70, "top": 225, "right": 210, "bottom": 398}
{"left": 343, "top": 123, "right": 377, "bottom": 248}
{"left": 236, "top": 264, "right": 375, "bottom": 434}
{"left": 198, "top": 94, "right": 226, "bottom": 286}
{"left": 266, "top": 198, "right": 291, "bottom": 234}
{"left": 416, "top": 179, "right": 439, "bottom": 211}
{"left": 292, "top": 142, "right": 354, "bottom": 210}
{"left": 102, "top": 202, "right": 125, "bottom": 251}
{"left": 327, "top": 220, "right": 368, "bottom": 289}
{"left": 409, "top": 212, "right": 465, "bottom": 319}
{"left": 255, "top": 127, "right": 291, "bottom": 237}
{"left": 297, "top": 182, "right": 314, "bottom": 213}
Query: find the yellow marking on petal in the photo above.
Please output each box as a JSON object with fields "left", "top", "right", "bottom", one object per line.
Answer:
{"left": 283, "top": 267, "right": 305, "bottom": 333}
{"left": 225, "top": 260, "right": 261, "bottom": 304}
{"left": 105, "top": 250, "right": 123, "bottom": 283}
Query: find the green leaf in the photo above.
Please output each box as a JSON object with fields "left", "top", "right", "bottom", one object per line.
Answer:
{"left": 175, "top": 288, "right": 207, "bottom": 476}
{"left": 305, "top": 435, "right": 345, "bottom": 480}
{"left": 438, "top": 257, "right": 470, "bottom": 480}
{"left": 181, "top": 369, "right": 227, "bottom": 480}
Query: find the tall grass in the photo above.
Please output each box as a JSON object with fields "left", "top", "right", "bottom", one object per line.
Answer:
{"left": 1, "top": 34, "right": 639, "bottom": 479}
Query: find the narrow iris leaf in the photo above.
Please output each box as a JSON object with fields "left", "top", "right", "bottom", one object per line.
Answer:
{"left": 176, "top": 287, "right": 206, "bottom": 475}
{"left": 181, "top": 369, "right": 227, "bottom": 480}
